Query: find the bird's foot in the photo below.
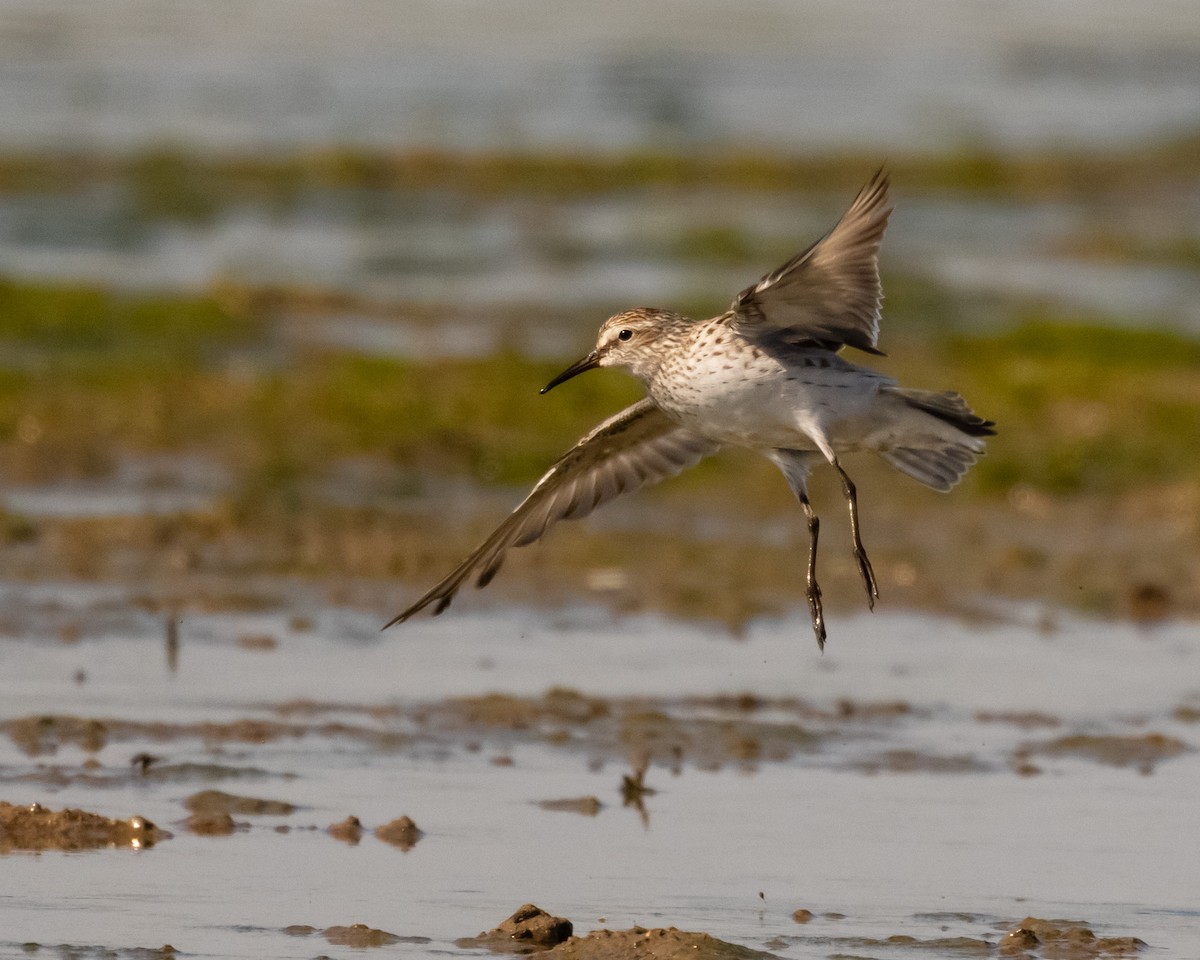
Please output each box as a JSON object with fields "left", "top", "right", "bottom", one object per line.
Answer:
{"left": 855, "top": 548, "right": 879, "bottom": 610}
{"left": 805, "top": 580, "right": 826, "bottom": 651}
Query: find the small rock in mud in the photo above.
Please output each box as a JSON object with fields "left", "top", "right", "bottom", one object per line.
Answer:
{"left": 536, "top": 796, "right": 603, "bottom": 816}
{"left": 791, "top": 909, "right": 813, "bottom": 923}
{"left": 458, "top": 904, "right": 574, "bottom": 951}
{"left": 375, "top": 815, "right": 423, "bottom": 850}
{"left": 1003, "top": 917, "right": 1146, "bottom": 957}
{"left": 183, "top": 789, "right": 295, "bottom": 816}
{"left": 323, "top": 924, "right": 402, "bottom": 948}
{"left": 328, "top": 815, "right": 364, "bottom": 844}
{"left": 0, "top": 801, "right": 167, "bottom": 852}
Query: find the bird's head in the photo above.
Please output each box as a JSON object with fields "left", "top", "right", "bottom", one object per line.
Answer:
{"left": 541, "top": 308, "right": 681, "bottom": 393}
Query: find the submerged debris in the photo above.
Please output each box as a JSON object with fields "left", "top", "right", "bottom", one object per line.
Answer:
{"left": 183, "top": 789, "right": 296, "bottom": 816}
{"left": 536, "top": 797, "right": 603, "bottom": 816}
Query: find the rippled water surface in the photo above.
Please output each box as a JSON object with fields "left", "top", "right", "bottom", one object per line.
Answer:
{"left": 2, "top": 590, "right": 1198, "bottom": 958}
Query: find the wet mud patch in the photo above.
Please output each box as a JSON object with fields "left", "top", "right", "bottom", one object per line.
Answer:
{"left": 850, "top": 749, "right": 989, "bottom": 775}
{"left": 183, "top": 789, "right": 295, "bottom": 836}
{"left": 542, "top": 928, "right": 783, "bottom": 959}
{"left": 4, "top": 715, "right": 109, "bottom": 756}
{"left": 1016, "top": 732, "right": 1189, "bottom": 772}
{"left": 0, "top": 759, "right": 279, "bottom": 791}
{"left": 0, "top": 800, "right": 166, "bottom": 852}
{"left": 2, "top": 712, "right": 411, "bottom": 757}
{"left": 284, "top": 923, "right": 428, "bottom": 948}
{"left": 378, "top": 689, "right": 883, "bottom": 771}
{"left": 8, "top": 947, "right": 178, "bottom": 959}
{"left": 183, "top": 788, "right": 296, "bottom": 816}
{"left": 828, "top": 932, "right": 993, "bottom": 953}
{"left": 781, "top": 914, "right": 1147, "bottom": 958}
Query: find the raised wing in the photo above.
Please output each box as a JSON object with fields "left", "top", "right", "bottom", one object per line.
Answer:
{"left": 730, "top": 170, "right": 891, "bottom": 355}
{"left": 384, "top": 399, "right": 721, "bottom": 626}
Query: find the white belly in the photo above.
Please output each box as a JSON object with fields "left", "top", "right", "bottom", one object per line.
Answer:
{"left": 650, "top": 349, "right": 890, "bottom": 451}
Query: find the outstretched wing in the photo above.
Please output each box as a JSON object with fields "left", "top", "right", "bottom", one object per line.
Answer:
{"left": 384, "top": 398, "right": 721, "bottom": 626}
{"left": 730, "top": 170, "right": 891, "bottom": 355}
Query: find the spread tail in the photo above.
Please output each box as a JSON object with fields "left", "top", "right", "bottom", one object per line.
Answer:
{"left": 874, "top": 388, "right": 996, "bottom": 492}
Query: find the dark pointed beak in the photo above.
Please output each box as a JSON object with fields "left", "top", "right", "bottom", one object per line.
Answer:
{"left": 540, "top": 351, "right": 600, "bottom": 394}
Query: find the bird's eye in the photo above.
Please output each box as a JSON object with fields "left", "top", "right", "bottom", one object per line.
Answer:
{"left": 618, "top": 329, "right": 633, "bottom": 342}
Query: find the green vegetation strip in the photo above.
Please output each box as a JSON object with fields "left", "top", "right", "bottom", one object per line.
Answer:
{"left": 1, "top": 136, "right": 1198, "bottom": 211}
{"left": 1, "top": 278, "right": 1198, "bottom": 503}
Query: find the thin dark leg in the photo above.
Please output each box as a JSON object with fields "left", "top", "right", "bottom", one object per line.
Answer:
{"left": 832, "top": 460, "right": 878, "bottom": 608}
{"left": 798, "top": 491, "right": 826, "bottom": 650}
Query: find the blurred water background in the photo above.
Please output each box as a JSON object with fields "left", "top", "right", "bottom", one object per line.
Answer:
{"left": 2, "top": 4, "right": 1200, "bottom": 959}
{"left": 3, "top": 0, "right": 1199, "bottom": 154}
{"left": 0, "top": 0, "right": 1198, "bottom": 329}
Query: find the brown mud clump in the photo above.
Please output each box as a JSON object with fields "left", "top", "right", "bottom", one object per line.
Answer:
{"left": 0, "top": 801, "right": 167, "bottom": 852}
{"left": 323, "top": 924, "right": 402, "bottom": 948}
{"left": 458, "top": 904, "right": 574, "bottom": 951}
{"left": 1002, "top": 917, "right": 1146, "bottom": 957}
{"left": 461, "top": 905, "right": 782, "bottom": 958}
{"left": 375, "top": 814, "right": 423, "bottom": 850}
{"left": 328, "top": 815, "right": 364, "bottom": 844}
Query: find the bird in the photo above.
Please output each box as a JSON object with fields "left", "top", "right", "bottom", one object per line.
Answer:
{"left": 385, "top": 171, "right": 995, "bottom": 648}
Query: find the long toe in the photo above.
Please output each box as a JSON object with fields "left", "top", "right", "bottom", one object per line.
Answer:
{"left": 806, "top": 584, "right": 826, "bottom": 651}
{"left": 811, "top": 615, "right": 827, "bottom": 651}
{"left": 856, "top": 550, "right": 879, "bottom": 609}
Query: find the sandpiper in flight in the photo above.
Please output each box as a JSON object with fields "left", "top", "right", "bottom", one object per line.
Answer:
{"left": 386, "top": 172, "right": 995, "bottom": 648}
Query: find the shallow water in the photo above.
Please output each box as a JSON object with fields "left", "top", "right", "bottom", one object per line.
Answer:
{"left": 2, "top": 0, "right": 1199, "bottom": 153}
{"left": 2, "top": 588, "right": 1197, "bottom": 958}
{"left": 4, "top": 184, "right": 1200, "bottom": 337}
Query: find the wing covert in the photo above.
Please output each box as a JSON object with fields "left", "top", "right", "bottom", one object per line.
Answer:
{"left": 731, "top": 170, "right": 891, "bottom": 355}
